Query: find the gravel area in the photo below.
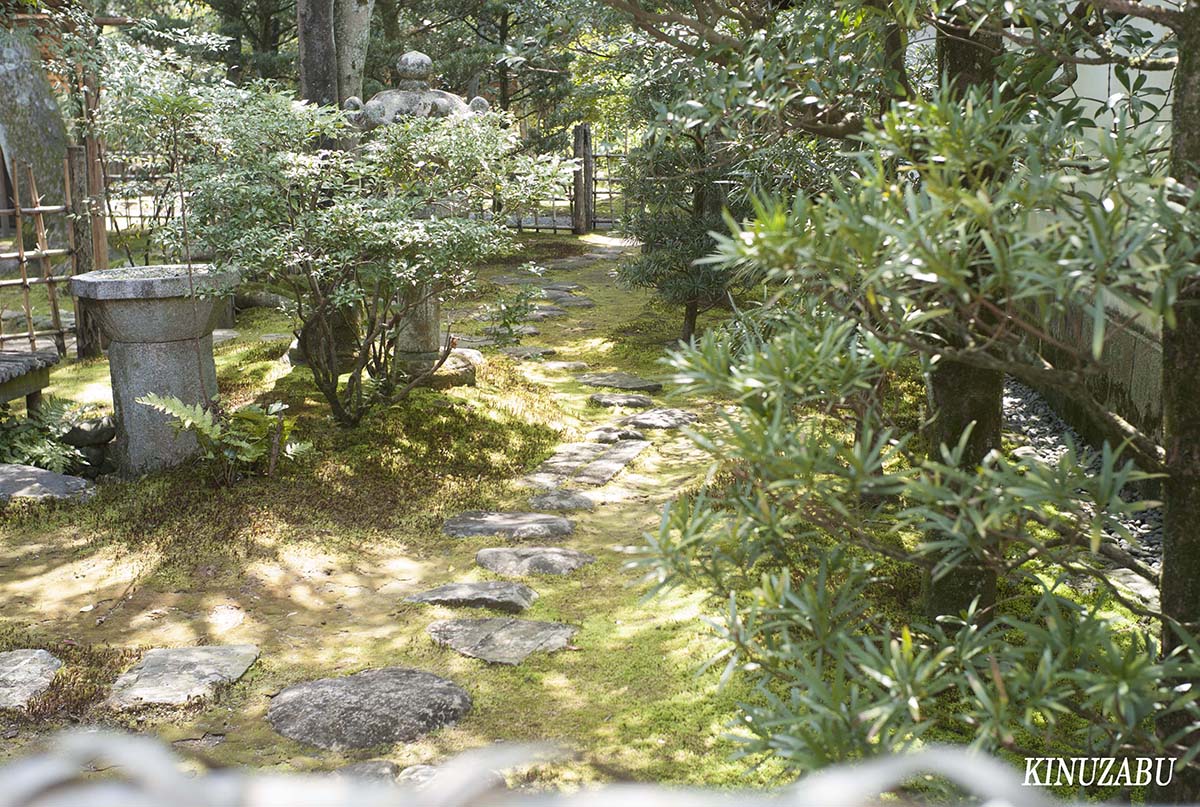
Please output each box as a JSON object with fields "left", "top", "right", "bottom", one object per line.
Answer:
{"left": 1003, "top": 379, "right": 1162, "bottom": 572}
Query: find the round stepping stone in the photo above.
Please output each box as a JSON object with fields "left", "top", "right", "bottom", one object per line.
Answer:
{"left": 337, "top": 760, "right": 401, "bottom": 782}
{"left": 577, "top": 372, "right": 663, "bottom": 393}
{"left": 0, "top": 649, "right": 62, "bottom": 710}
{"left": 541, "top": 361, "right": 589, "bottom": 372}
{"left": 589, "top": 392, "right": 653, "bottom": 408}
{"left": 443, "top": 511, "right": 573, "bottom": 540}
{"left": 585, "top": 426, "right": 646, "bottom": 444}
{"left": 267, "top": 667, "right": 471, "bottom": 750}
{"left": 529, "top": 490, "right": 595, "bottom": 511}
{"left": 618, "top": 408, "right": 699, "bottom": 430}
{"left": 406, "top": 581, "right": 538, "bottom": 613}
{"left": 476, "top": 547, "right": 595, "bottom": 576}
{"left": 0, "top": 464, "right": 94, "bottom": 504}
{"left": 428, "top": 618, "right": 577, "bottom": 665}
{"left": 501, "top": 346, "right": 557, "bottom": 359}
{"left": 106, "top": 645, "right": 259, "bottom": 709}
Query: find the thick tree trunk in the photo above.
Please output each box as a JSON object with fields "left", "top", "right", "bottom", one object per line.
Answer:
{"left": 334, "top": 0, "right": 375, "bottom": 104}
{"left": 922, "top": 19, "right": 1003, "bottom": 619}
{"left": 1157, "top": 8, "right": 1200, "bottom": 802}
{"left": 297, "top": 0, "right": 339, "bottom": 106}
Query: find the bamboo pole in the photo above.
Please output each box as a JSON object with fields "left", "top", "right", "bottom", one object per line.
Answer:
{"left": 26, "top": 165, "right": 66, "bottom": 355}
{"left": 10, "top": 157, "right": 37, "bottom": 351}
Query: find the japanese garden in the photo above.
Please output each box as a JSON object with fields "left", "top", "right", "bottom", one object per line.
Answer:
{"left": 0, "top": 0, "right": 1198, "bottom": 803}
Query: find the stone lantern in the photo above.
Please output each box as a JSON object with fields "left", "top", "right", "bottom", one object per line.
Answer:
{"left": 342, "top": 51, "right": 490, "bottom": 371}
{"left": 70, "top": 264, "right": 238, "bottom": 477}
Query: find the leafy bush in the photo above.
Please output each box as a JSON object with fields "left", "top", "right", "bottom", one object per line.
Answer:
{"left": 139, "top": 394, "right": 309, "bottom": 486}
{"left": 0, "top": 400, "right": 83, "bottom": 474}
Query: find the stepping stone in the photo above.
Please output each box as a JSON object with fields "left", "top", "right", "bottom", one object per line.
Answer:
{"left": 589, "top": 392, "right": 653, "bottom": 408}
{"left": 530, "top": 490, "right": 595, "bottom": 511}
{"left": 586, "top": 426, "right": 646, "bottom": 444}
{"left": 543, "top": 282, "right": 583, "bottom": 292}
{"left": 555, "top": 296, "right": 596, "bottom": 308}
{"left": 428, "top": 618, "right": 577, "bottom": 665}
{"left": 525, "top": 306, "right": 568, "bottom": 321}
{"left": 0, "top": 649, "right": 62, "bottom": 710}
{"left": 618, "top": 408, "right": 699, "bottom": 430}
{"left": 483, "top": 325, "right": 539, "bottom": 337}
{"left": 443, "top": 511, "right": 574, "bottom": 540}
{"left": 451, "top": 334, "right": 496, "bottom": 348}
{"left": 0, "top": 464, "right": 94, "bottom": 504}
{"left": 573, "top": 439, "right": 650, "bottom": 486}
{"left": 577, "top": 372, "right": 662, "bottom": 393}
{"left": 406, "top": 581, "right": 538, "bottom": 613}
{"left": 268, "top": 667, "right": 471, "bottom": 750}
{"left": 532, "top": 442, "right": 609, "bottom": 478}
{"left": 399, "top": 763, "right": 507, "bottom": 792}
{"left": 501, "top": 346, "right": 557, "bottom": 359}
{"left": 476, "top": 547, "right": 595, "bottom": 576}
{"left": 337, "top": 760, "right": 401, "bottom": 782}
{"left": 106, "top": 645, "right": 259, "bottom": 709}
{"left": 541, "top": 361, "right": 589, "bottom": 372}
{"left": 491, "top": 275, "right": 548, "bottom": 286}
{"left": 212, "top": 329, "right": 239, "bottom": 345}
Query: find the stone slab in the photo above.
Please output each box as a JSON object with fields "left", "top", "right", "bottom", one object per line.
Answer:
{"left": 577, "top": 372, "right": 663, "bottom": 393}
{"left": 267, "top": 667, "right": 471, "bottom": 750}
{"left": 443, "top": 511, "right": 574, "bottom": 540}
{"left": 475, "top": 547, "right": 595, "bottom": 576}
{"left": 573, "top": 439, "right": 650, "bottom": 486}
{"left": 541, "top": 361, "right": 589, "bottom": 372}
{"left": 501, "top": 346, "right": 557, "bottom": 359}
{"left": 589, "top": 393, "right": 654, "bottom": 408}
{"left": 406, "top": 581, "right": 538, "bottom": 613}
{"left": 0, "top": 649, "right": 62, "bottom": 710}
{"left": 337, "top": 760, "right": 401, "bottom": 782}
{"left": 618, "top": 408, "right": 699, "bottom": 430}
{"left": 106, "top": 645, "right": 259, "bottom": 709}
{"left": 525, "top": 306, "right": 568, "bottom": 321}
{"left": 428, "top": 618, "right": 577, "bottom": 665}
{"left": 553, "top": 297, "right": 596, "bottom": 308}
{"left": 585, "top": 426, "right": 646, "bottom": 443}
{"left": 0, "top": 464, "right": 94, "bottom": 504}
{"left": 529, "top": 490, "right": 595, "bottom": 511}
{"left": 482, "top": 325, "right": 539, "bottom": 337}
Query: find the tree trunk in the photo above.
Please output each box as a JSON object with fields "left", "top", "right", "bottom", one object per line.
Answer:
{"left": 1157, "top": 7, "right": 1200, "bottom": 802}
{"left": 680, "top": 300, "right": 699, "bottom": 343}
{"left": 297, "top": 0, "right": 339, "bottom": 106}
{"left": 334, "top": 0, "right": 375, "bottom": 104}
{"left": 922, "top": 18, "right": 1003, "bottom": 620}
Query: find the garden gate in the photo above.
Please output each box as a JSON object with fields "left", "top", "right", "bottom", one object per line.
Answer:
{"left": 516, "top": 123, "right": 626, "bottom": 235}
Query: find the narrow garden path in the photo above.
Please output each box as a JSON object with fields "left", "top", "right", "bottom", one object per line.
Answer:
{"left": 0, "top": 235, "right": 779, "bottom": 788}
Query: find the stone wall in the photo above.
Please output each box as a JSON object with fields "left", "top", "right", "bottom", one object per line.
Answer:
{"left": 1040, "top": 302, "right": 1162, "bottom": 456}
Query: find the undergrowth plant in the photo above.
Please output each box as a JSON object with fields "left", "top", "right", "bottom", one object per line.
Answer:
{"left": 0, "top": 400, "right": 84, "bottom": 474}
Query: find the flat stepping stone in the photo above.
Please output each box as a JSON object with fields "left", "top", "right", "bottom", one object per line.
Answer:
{"left": 0, "top": 464, "right": 94, "bottom": 504}
{"left": 590, "top": 392, "right": 654, "bottom": 408}
{"left": 544, "top": 282, "right": 583, "bottom": 292}
{"left": 212, "top": 329, "right": 239, "bottom": 345}
{"left": 476, "top": 547, "right": 595, "bottom": 576}
{"left": 268, "top": 667, "right": 471, "bottom": 750}
{"left": 399, "top": 763, "right": 507, "bottom": 792}
{"left": 525, "top": 306, "right": 568, "bottom": 320}
{"left": 530, "top": 490, "right": 595, "bottom": 511}
{"left": 555, "top": 296, "right": 596, "bottom": 308}
{"left": 406, "top": 581, "right": 538, "bottom": 613}
{"left": 0, "top": 649, "right": 62, "bottom": 710}
{"left": 492, "top": 275, "right": 549, "bottom": 286}
{"left": 586, "top": 425, "right": 646, "bottom": 443}
{"left": 577, "top": 372, "right": 663, "bottom": 393}
{"left": 573, "top": 439, "right": 650, "bottom": 486}
{"left": 106, "top": 645, "right": 259, "bottom": 709}
{"left": 618, "top": 408, "right": 699, "bottom": 430}
{"left": 428, "top": 618, "right": 577, "bottom": 665}
{"left": 541, "top": 361, "right": 589, "bottom": 372}
{"left": 483, "top": 325, "right": 539, "bottom": 336}
{"left": 443, "top": 511, "right": 574, "bottom": 539}
{"left": 501, "top": 346, "right": 557, "bottom": 359}
{"left": 451, "top": 334, "right": 496, "bottom": 348}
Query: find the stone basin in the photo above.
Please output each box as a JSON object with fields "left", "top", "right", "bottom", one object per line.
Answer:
{"left": 69, "top": 264, "right": 239, "bottom": 477}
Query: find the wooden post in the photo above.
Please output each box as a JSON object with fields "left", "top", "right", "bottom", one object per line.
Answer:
{"left": 25, "top": 166, "right": 66, "bottom": 356}
{"left": 572, "top": 124, "right": 595, "bottom": 235}
{"left": 83, "top": 64, "right": 108, "bottom": 273}
{"left": 11, "top": 157, "right": 37, "bottom": 351}
{"left": 68, "top": 145, "right": 102, "bottom": 358}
